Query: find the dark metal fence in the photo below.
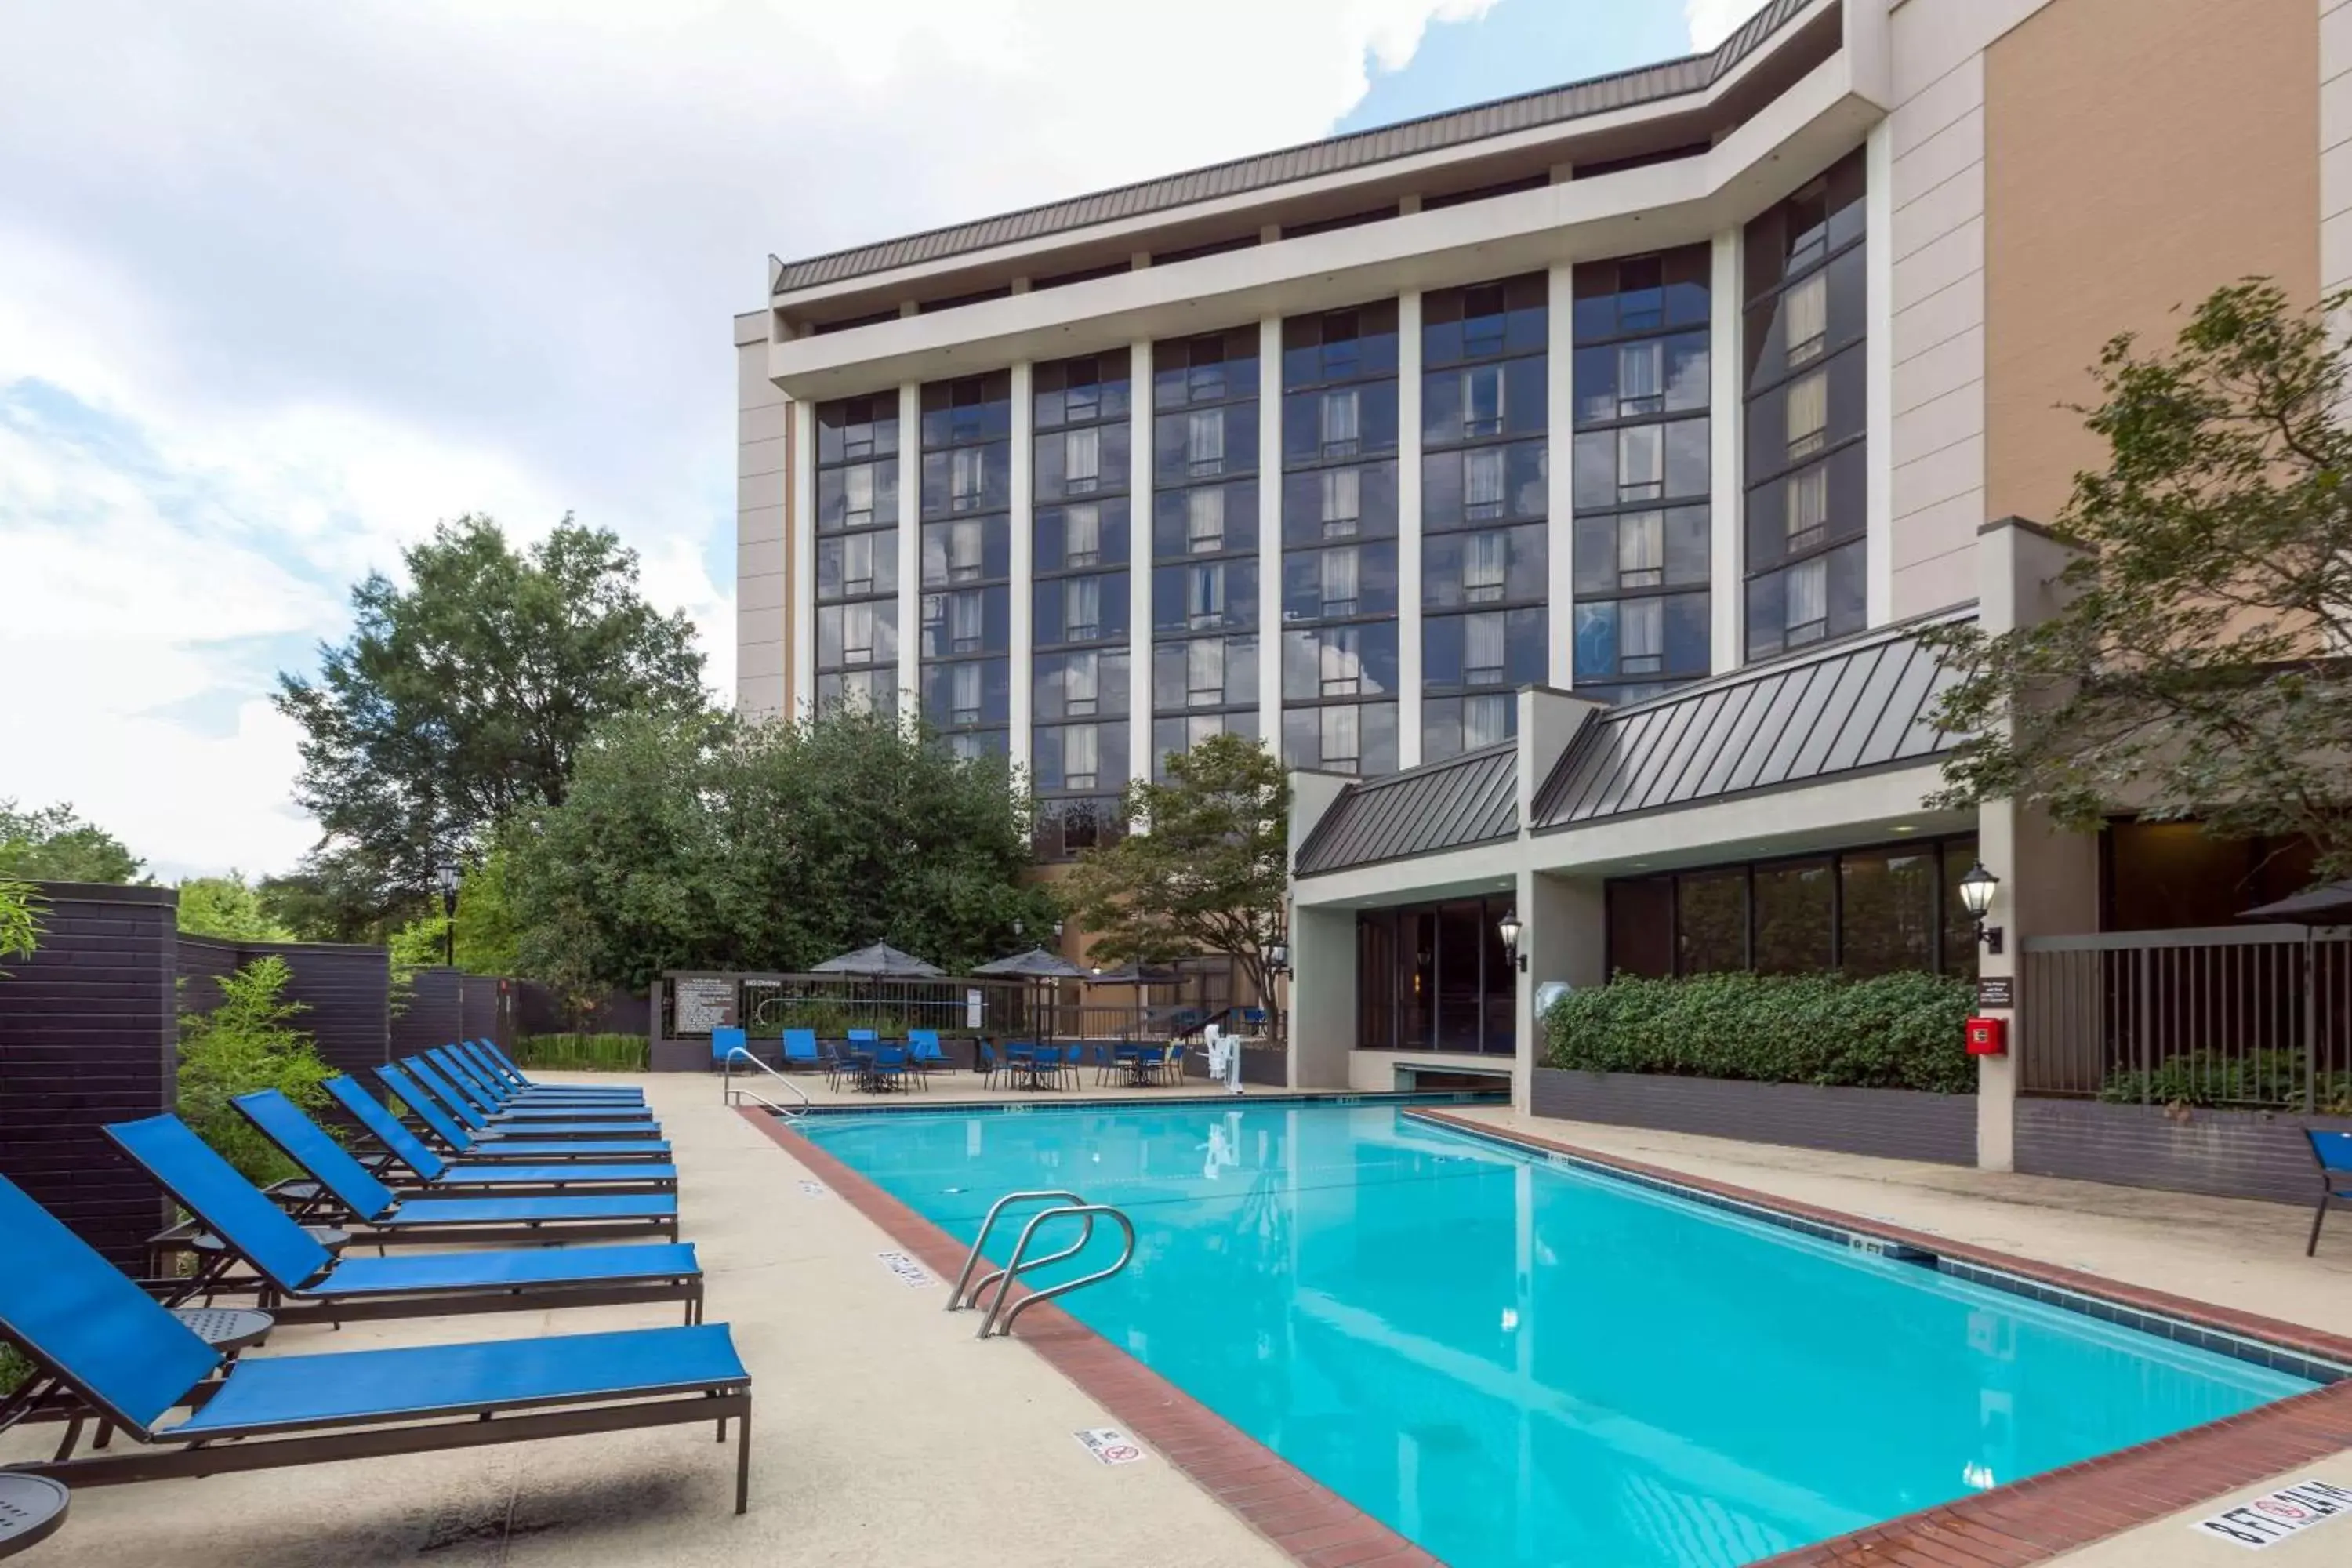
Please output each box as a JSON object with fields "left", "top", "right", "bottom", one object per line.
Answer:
{"left": 2020, "top": 927, "right": 2352, "bottom": 1109}
{"left": 658, "top": 971, "right": 1250, "bottom": 1044}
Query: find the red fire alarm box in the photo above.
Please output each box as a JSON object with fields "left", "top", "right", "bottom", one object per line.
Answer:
{"left": 1965, "top": 1016, "right": 2007, "bottom": 1057}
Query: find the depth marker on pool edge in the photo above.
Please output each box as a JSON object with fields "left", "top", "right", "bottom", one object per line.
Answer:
{"left": 2192, "top": 1478, "right": 2352, "bottom": 1549}
{"left": 1074, "top": 1428, "right": 1149, "bottom": 1466}
{"left": 875, "top": 1250, "right": 935, "bottom": 1287}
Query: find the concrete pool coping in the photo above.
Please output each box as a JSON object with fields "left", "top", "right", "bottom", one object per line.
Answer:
{"left": 1405, "top": 1109, "right": 2352, "bottom": 1568}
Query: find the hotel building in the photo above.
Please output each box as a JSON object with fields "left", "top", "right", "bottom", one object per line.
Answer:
{"left": 737, "top": 0, "right": 2342, "bottom": 1157}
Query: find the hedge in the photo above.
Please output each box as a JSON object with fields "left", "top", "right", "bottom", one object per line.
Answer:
{"left": 1544, "top": 970, "right": 1976, "bottom": 1095}
{"left": 513, "top": 1032, "right": 649, "bottom": 1073}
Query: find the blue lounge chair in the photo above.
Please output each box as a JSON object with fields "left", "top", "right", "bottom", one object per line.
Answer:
{"left": 433, "top": 1045, "right": 637, "bottom": 1111}
{"left": 408, "top": 1054, "right": 658, "bottom": 1130}
{"left": 781, "top": 1029, "right": 822, "bottom": 1073}
{"left": 235, "top": 1090, "right": 677, "bottom": 1245}
{"left": 711, "top": 1025, "right": 748, "bottom": 1071}
{"left": 463, "top": 1040, "right": 644, "bottom": 1102}
{"left": 378, "top": 1065, "right": 669, "bottom": 1158}
{"left": 105, "top": 1116, "right": 705, "bottom": 1327}
{"left": 325, "top": 1076, "right": 677, "bottom": 1195}
{"left": 2308, "top": 1131, "right": 2352, "bottom": 1254}
{"left": 0, "top": 1171, "right": 753, "bottom": 1511}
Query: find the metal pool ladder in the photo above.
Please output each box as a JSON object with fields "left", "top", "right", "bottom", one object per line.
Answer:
{"left": 946, "top": 1189, "right": 1137, "bottom": 1339}
{"left": 720, "top": 1047, "right": 811, "bottom": 1121}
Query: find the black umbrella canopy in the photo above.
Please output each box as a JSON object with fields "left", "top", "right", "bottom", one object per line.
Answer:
{"left": 972, "top": 946, "right": 1089, "bottom": 979}
{"left": 811, "top": 942, "right": 946, "bottom": 977}
{"left": 2238, "top": 880, "right": 2352, "bottom": 925}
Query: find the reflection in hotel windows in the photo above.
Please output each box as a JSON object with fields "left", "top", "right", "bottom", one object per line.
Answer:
{"left": 1423, "top": 274, "right": 1547, "bottom": 761}
{"left": 1354, "top": 895, "right": 1516, "bottom": 1054}
{"left": 1571, "top": 247, "right": 1711, "bottom": 704}
{"left": 1282, "top": 302, "right": 1400, "bottom": 776}
{"left": 815, "top": 392, "right": 903, "bottom": 714}
{"left": 1744, "top": 150, "right": 1868, "bottom": 660}
{"left": 1152, "top": 328, "right": 1261, "bottom": 779}
{"left": 920, "top": 372, "right": 1013, "bottom": 753}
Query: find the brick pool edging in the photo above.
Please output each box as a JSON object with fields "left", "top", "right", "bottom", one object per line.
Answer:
{"left": 736, "top": 1106, "right": 1442, "bottom": 1568}
{"left": 1407, "top": 1108, "right": 2352, "bottom": 1568}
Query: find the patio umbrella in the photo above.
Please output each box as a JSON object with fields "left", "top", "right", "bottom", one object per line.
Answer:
{"left": 974, "top": 947, "right": 1088, "bottom": 1049}
{"left": 811, "top": 942, "right": 945, "bottom": 977}
{"left": 2238, "top": 880, "right": 2352, "bottom": 925}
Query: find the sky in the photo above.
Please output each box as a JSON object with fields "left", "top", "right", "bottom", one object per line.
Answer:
{"left": 0, "top": 0, "right": 1769, "bottom": 883}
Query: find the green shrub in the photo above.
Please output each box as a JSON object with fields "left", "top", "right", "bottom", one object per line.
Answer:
{"left": 2099, "top": 1050, "right": 2352, "bottom": 1112}
{"left": 513, "top": 1033, "right": 648, "bottom": 1073}
{"left": 0, "top": 1344, "right": 30, "bottom": 1399}
{"left": 1544, "top": 970, "right": 1977, "bottom": 1095}
{"left": 178, "top": 956, "right": 336, "bottom": 1185}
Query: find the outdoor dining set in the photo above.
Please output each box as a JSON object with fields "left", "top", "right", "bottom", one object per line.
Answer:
{"left": 714, "top": 1025, "right": 1191, "bottom": 1094}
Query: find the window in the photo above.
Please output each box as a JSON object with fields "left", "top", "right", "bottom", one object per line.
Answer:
{"left": 1319, "top": 467, "right": 1361, "bottom": 535}
{"left": 1185, "top": 639, "right": 1224, "bottom": 705}
{"left": 949, "top": 590, "right": 985, "bottom": 652}
{"left": 1618, "top": 510, "right": 1664, "bottom": 589}
{"left": 1785, "top": 273, "right": 1827, "bottom": 366}
{"left": 949, "top": 662, "right": 982, "bottom": 724}
{"left": 1319, "top": 389, "right": 1360, "bottom": 456}
{"left": 1619, "top": 599, "right": 1663, "bottom": 675}
{"left": 1062, "top": 428, "right": 1101, "bottom": 492}
{"left": 1617, "top": 425, "right": 1663, "bottom": 502}
{"left": 1186, "top": 564, "right": 1225, "bottom": 627}
{"left": 1463, "top": 694, "right": 1510, "bottom": 750}
{"left": 1319, "top": 706, "right": 1360, "bottom": 769}
{"left": 844, "top": 465, "right": 875, "bottom": 527}
{"left": 1318, "top": 626, "right": 1365, "bottom": 697}
{"left": 1187, "top": 487, "right": 1224, "bottom": 552}
{"left": 843, "top": 602, "right": 875, "bottom": 664}
{"left": 1617, "top": 342, "right": 1663, "bottom": 417}
{"left": 1461, "top": 365, "right": 1504, "bottom": 436}
{"left": 950, "top": 447, "right": 986, "bottom": 510}
{"left": 1063, "top": 576, "right": 1101, "bottom": 642}
{"left": 1065, "top": 651, "right": 1101, "bottom": 716}
{"left": 1064, "top": 503, "right": 1101, "bottom": 568}
{"left": 1463, "top": 612, "right": 1505, "bottom": 685}
{"left": 841, "top": 532, "right": 874, "bottom": 597}
{"left": 1464, "top": 531, "right": 1508, "bottom": 603}
{"left": 1784, "top": 371, "right": 1828, "bottom": 463}
{"left": 1785, "top": 557, "right": 1828, "bottom": 644}
{"left": 1186, "top": 409, "right": 1225, "bottom": 474}
{"left": 1463, "top": 448, "right": 1505, "bottom": 519}
{"left": 1062, "top": 724, "right": 1099, "bottom": 790}
{"left": 948, "top": 521, "right": 983, "bottom": 581}
{"left": 1319, "top": 546, "right": 1360, "bottom": 618}
{"left": 1065, "top": 368, "right": 1101, "bottom": 424}
{"left": 1786, "top": 466, "right": 1828, "bottom": 554}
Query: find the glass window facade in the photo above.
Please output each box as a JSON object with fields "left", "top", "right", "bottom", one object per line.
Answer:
{"left": 1150, "top": 327, "right": 1263, "bottom": 780}
{"left": 919, "top": 372, "right": 1014, "bottom": 758}
{"left": 814, "top": 393, "right": 902, "bottom": 714}
{"left": 1743, "top": 149, "right": 1868, "bottom": 661}
{"left": 1356, "top": 895, "right": 1515, "bottom": 1055}
{"left": 1604, "top": 835, "right": 1980, "bottom": 981}
{"left": 1570, "top": 245, "right": 1712, "bottom": 705}
{"left": 1281, "top": 302, "right": 1400, "bottom": 776}
{"left": 1030, "top": 354, "right": 1132, "bottom": 858}
{"left": 1421, "top": 274, "right": 1549, "bottom": 761}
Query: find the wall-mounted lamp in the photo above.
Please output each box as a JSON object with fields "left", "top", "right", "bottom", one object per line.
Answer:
{"left": 1264, "top": 941, "right": 1290, "bottom": 978}
{"left": 1497, "top": 909, "right": 1528, "bottom": 973}
{"left": 1957, "top": 862, "right": 2003, "bottom": 955}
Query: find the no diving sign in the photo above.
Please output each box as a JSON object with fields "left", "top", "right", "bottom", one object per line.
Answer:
{"left": 2194, "top": 1479, "right": 2352, "bottom": 1548}
{"left": 1074, "top": 1427, "right": 1149, "bottom": 1466}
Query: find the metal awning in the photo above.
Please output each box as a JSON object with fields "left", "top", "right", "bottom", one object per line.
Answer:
{"left": 1533, "top": 615, "right": 1969, "bottom": 832}
{"left": 1294, "top": 742, "right": 1519, "bottom": 877}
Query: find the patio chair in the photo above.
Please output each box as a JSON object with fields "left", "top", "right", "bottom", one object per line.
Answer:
{"left": 2307, "top": 1131, "right": 2352, "bottom": 1255}
{"left": 1090, "top": 1042, "right": 1115, "bottom": 1086}
{"left": 1004, "top": 1041, "right": 1036, "bottom": 1090}
{"left": 464, "top": 1039, "right": 644, "bottom": 1102}
{"left": 0, "top": 1171, "right": 753, "bottom": 1512}
{"left": 781, "top": 1029, "right": 822, "bottom": 1073}
{"left": 105, "top": 1115, "right": 706, "bottom": 1327}
{"left": 431, "top": 1045, "right": 630, "bottom": 1112}
{"left": 866, "top": 1045, "right": 911, "bottom": 1093}
{"left": 976, "top": 1040, "right": 1001, "bottom": 1089}
{"left": 908, "top": 1029, "right": 946, "bottom": 1087}
{"left": 710, "top": 1025, "right": 749, "bottom": 1072}
{"left": 325, "top": 1076, "right": 678, "bottom": 1196}
{"left": 378, "top": 1065, "right": 670, "bottom": 1159}
{"left": 1030, "top": 1044, "right": 1069, "bottom": 1091}
{"left": 1133, "top": 1044, "right": 1167, "bottom": 1087}
{"left": 234, "top": 1091, "right": 678, "bottom": 1245}
{"left": 411, "top": 1052, "right": 659, "bottom": 1129}
{"left": 1164, "top": 1043, "right": 1188, "bottom": 1084}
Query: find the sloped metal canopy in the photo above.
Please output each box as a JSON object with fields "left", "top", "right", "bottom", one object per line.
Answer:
{"left": 1534, "top": 615, "right": 1970, "bottom": 832}
{"left": 1294, "top": 742, "right": 1519, "bottom": 878}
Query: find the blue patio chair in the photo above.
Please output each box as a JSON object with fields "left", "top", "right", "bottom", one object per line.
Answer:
{"left": 467, "top": 1039, "right": 644, "bottom": 1102}
{"left": 781, "top": 1028, "right": 822, "bottom": 1073}
{"left": 866, "top": 1045, "right": 910, "bottom": 1093}
{"left": 848, "top": 1028, "right": 880, "bottom": 1051}
{"left": 325, "top": 1076, "right": 677, "bottom": 1195}
{"left": 2307, "top": 1131, "right": 2352, "bottom": 1254}
{"left": 908, "top": 1029, "right": 946, "bottom": 1088}
{"left": 235, "top": 1090, "right": 678, "bottom": 1245}
{"left": 105, "top": 1115, "right": 706, "bottom": 1327}
{"left": 1031, "top": 1044, "right": 1069, "bottom": 1091}
{"left": 0, "top": 1171, "right": 753, "bottom": 1510}
{"left": 1004, "top": 1041, "right": 1036, "bottom": 1090}
{"left": 712, "top": 1025, "right": 748, "bottom": 1071}
{"left": 976, "top": 1040, "right": 1000, "bottom": 1089}
{"left": 1165, "top": 1043, "right": 1188, "bottom": 1085}
{"left": 378, "top": 1064, "right": 668, "bottom": 1158}
{"left": 1091, "top": 1042, "right": 1115, "bottom": 1086}
{"left": 1134, "top": 1044, "right": 1167, "bottom": 1086}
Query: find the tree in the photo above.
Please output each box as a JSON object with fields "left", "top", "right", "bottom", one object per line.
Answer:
{"left": 176, "top": 872, "right": 297, "bottom": 942}
{"left": 386, "top": 848, "right": 521, "bottom": 973}
{"left": 177, "top": 956, "right": 335, "bottom": 1185}
{"left": 503, "top": 705, "right": 1058, "bottom": 989}
{"left": 1060, "top": 733, "right": 1290, "bottom": 1011}
{"left": 1922, "top": 281, "right": 2352, "bottom": 878}
{"left": 0, "top": 881, "right": 38, "bottom": 969}
{"left": 0, "top": 800, "right": 142, "bottom": 883}
{"left": 274, "top": 514, "right": 706, "bottom": 932}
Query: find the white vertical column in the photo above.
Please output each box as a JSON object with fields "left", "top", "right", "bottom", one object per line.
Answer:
{"left": 895, "top": 381, "right": 921, "bottom": 719}
{"left": 1708, "top": 230, "right": 1742, "bottom": 674}
{"left": 1128, "top": 339, "right": 1153, "bottom": 789}
{"left": 1544, "top": 263, "right": 1576, "bottom": 690}
{"left": 1865, "top": 118, "right": 1896, "bottom": 629}
{"left": 1396, "top": 289, "right": 1425, "bottom": 770}
{"left": 1257, "top": 318, "right": 1284, "bottom": 755}
{"left": 1009, "top": 362, "right": 1035, "bottom": 772}
{"left": 790, "top": 397, "right": 817, "bottom": 716}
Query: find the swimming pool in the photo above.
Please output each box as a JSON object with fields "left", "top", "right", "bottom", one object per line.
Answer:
{"left": 797, "top": 1102, "right": 2322, "bottom": 1567}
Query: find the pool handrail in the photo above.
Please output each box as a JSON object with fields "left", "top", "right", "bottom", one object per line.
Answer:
{"left": 946, "top": 1189, "right": 1083, "bottom": 1311}
{"left": 977, "top": 1203, "right": 1136, "bottom": 1339}
{"left": 720, "top": 1047, "right": 811, "bottom": 1120}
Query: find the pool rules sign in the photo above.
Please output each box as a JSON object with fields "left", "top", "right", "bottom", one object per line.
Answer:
{"left": 2194, "top": 1478, "right": 2352, "bottom": 1548}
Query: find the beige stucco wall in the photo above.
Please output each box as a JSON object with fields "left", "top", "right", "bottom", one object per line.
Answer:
{"left": 1984, "top": 0, "right": 2321, "bottom": 528}
{"left": 736, "top": 310, "right": 791, "bottom": 717}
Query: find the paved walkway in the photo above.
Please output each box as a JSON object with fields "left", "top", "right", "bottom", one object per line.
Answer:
{"left": 0, "top": 1073, "right": 1287, "bottom": 1568}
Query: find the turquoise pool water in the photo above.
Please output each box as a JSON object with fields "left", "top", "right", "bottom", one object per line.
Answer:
{"left": 798, "top": 1103, "right": 2318, "bottom": 1567}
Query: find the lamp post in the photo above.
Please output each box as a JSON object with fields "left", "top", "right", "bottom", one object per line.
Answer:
{"left": 1497, "top": 909, "right": 1528, "bottom": 973}
{"left": 434, "top": 860, "right": 460, "bottom": 969}
{"left": 1957, "top": 863, "right": 2003, "bottom": 956}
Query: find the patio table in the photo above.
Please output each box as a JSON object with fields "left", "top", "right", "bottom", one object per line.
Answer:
{"left": 0, "top": 1475, "right": 67, "bottom": 1560}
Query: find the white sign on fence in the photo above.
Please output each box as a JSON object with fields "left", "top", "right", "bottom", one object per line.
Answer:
{"left": 673, "top": 976, "right": 735, "bottom": 1033}
{"left": 1073, "top": 1427, "right": 1149, "bottom": 1466}
{"left": 966, "top": 987, "right": 984, "bottom": 1028}
{"left": 875, "top": 1250, "right": 935, "bottom": 1288}
{"left": 2194, "top": 1479, "right": 2352, "bottom": 1548}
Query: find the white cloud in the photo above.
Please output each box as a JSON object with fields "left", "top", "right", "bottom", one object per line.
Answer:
{"left": 1685, "top": 0, "right": 1773, "bottom": 51}
{"left": 0, "top": 0, "right": 1498, "bottom": 878}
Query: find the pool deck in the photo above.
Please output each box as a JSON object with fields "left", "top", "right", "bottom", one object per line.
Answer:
{"left": 16, "top": 1074, "right": 2352, "bottom": 1566}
